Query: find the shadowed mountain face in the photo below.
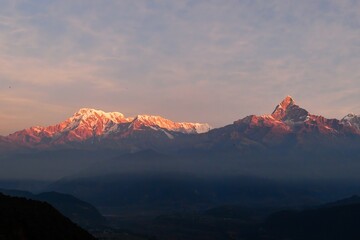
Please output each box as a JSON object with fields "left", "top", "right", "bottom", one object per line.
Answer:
{"left": 0, "top": 193, "right": 96, "bottom": 240}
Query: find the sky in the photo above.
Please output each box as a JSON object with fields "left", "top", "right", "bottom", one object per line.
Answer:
{"left": 0, "top": 0, "right": 359, "bottom": 135}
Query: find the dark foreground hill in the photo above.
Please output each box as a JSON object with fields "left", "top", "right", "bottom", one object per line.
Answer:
{"left": 263, "top": 199, "right": 360, "bottom": 240}
{"left": 0, "top": 193, "right": 96, "bottom": 240}
{"left": 0, "top": 189, "right": 106, "bottom": 229}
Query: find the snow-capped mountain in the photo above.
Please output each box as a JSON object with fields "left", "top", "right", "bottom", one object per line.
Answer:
{"left": 1, "top": 97, "right": 359, "bottom": 153}
{"left": 271, "top": 96, "right": 351, "bottom": 134}
{"left": 236, "top": 96, "right": 355, "bottom": 134}
{"left": 203, "top": 96, "right": 360, "bottom": 150}
{"left": 341, "top": 113, "right": 360, "bottom": 130}
{"left": 4, "top": 108, "right": 210, "bottom": 148}
{"left": 128, "top": 114, "right": 210, "bottom": 134}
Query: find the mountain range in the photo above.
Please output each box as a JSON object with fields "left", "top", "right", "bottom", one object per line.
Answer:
{"left": 1, "top": 108, "right": 210, "bottom": 151}
{"left": 199, "top": 96, "right": 360, "bottom": 153}
{"left": 1, "top": 96, "right": 359, "bottom": 153}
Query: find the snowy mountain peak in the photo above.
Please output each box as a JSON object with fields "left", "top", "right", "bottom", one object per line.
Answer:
{"left": 5, "top": 108, "right": 211, "bottom": 147}
{"left": 75, "top": 108, "right": 99, "bottom": 114}
{"left": 131, "top": 114, "right": 211, "bottom": 134}
{"left": 134, "top": 114, "right": 164, "bottom": 121}
{"left": 74, "top": 108, "right": 124, "bottom": 119}
{"left": 271, "top": 96, "right": 297, "bottom": 120}
{"left": 72, "top": 108, "right": 127, "bottom": 123}
{"left": 189, "top": 123, "right": 211, "bottom": 134}
{"left": 342, "top": 113, "right": 357, "bottom": 121}
{"left": 74, "top": 108, "right": 106, "bottom": 116}
{"left": 341, "top": 113, "right": 360, "bottom": 130}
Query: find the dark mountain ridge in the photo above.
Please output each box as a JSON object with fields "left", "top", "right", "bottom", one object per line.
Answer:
{"left": 0, "top": 188, "right": 106, "bottom": 229}
{"left": 0, "top": 193, "right": 96, "bottom": 240}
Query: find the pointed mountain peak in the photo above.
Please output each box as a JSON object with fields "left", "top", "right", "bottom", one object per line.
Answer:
{"left": 271, "top": 96, "right": 296, "bottom": 119}
{"left": 279, "top": 95, "right": 295, "bottom": 108}
{"left": 271, "top": 96, "right": 309, "bottom": 122}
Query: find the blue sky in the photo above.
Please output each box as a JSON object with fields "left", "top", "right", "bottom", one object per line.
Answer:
{"left": 0, "top": 0, "right": 359, "bottom": 134}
